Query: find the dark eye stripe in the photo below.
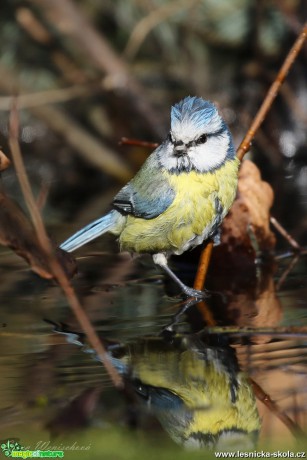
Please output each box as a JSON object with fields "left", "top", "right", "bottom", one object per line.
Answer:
{"left": 195, "top": 134, "right": 207, "bottom": 145}
{"left": 168, "top": 132, "right": 174, "bottom": 143}
{"left": 169, "top": 132, "right": 209, "bottom": 148}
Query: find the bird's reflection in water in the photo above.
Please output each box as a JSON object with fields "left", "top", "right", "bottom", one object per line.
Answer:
{"left": 112, "top": 334, "right": 260, "bottom": 450}
{"left": 49, "top": 323, "right": 260, "bottom": 451}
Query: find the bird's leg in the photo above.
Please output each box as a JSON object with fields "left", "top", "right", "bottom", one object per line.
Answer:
{"left": 152, "top": 253, "right": 208, "bottom": 299}
{"left": 160, "top": 298, "right": 201, "bottom": 339}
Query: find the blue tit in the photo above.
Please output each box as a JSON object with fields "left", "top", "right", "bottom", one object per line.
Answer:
{"left": 122, "top": 336, "right": 260, "bottom": 451}
{"left": 47, "top": 322, "right": 260, "bottom": 451}
{"left": 60, "top": 96, "right": 240, "bottom": 298}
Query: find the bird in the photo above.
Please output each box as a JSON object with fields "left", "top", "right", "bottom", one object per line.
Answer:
{"left": 121, "top": 335, "right": 260, "bottom": 451}
{"left": 47, "top": 320, "right": 261, "bottom": 451}
{"left": 60, "top": 96, "right": 240, "bottom": 298}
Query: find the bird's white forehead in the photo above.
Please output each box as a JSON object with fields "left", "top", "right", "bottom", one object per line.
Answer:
{"left": 171, "top": 110, "right": 222, "bottom": 143}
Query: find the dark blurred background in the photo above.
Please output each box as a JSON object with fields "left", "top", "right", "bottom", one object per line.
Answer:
{"left": 0, "top": 0, "right": 306, "bottom": 247}
{"left": 1, "top": 3, "right": 307, "bottom": 452}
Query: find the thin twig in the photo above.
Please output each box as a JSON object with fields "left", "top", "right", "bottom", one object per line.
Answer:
{"left": 119, "top": 137, "right": 158, "bottom": 149}
{"left": 0, "top": 85, "right": 94, "bottom": 110}
{"left": 275, "top": 247, "right": 307, "bottom": 260}
{"left": 8, "top": 101, "right": 123, "bottom": 389}
{"left": 16, "top": 6, "right": 51, "bottom": 44}
{"left": 0, "top": 65, "right": 132, "bottom": 182}
{"left": 192, "top": 241, "right": 216, "bottom": 326}
{"left": 123, "top": 0, "right": 200, "bottom": 60}
{"left": 193, "top": 241, "right": 213, "bottom": 291}
{"left": 270, "top": 216, "right": 301, "bottom": 251}
{"left": 9, "top": 104, "right": 47, "bottom": 243}
{"left": 27, "top": 0, "right": 165, "bottom": 137}
{"left": 36, "top": 181, "right": 51, "bottom": 211}
{"left": 280, "top": 81, "right": 307, "bottom": 126}
{"left": 236, "top": 22, "right": 307, "bottom": 161}
{"left": 193, "top": 23, "right": 307, "bottom": 290}
{"left": 16, "top": 6, "right": 90, "bottom": 85}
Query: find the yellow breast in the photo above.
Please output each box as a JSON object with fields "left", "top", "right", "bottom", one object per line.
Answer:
{"left": 119, "top": 158, "right": 239, "bottom": 255}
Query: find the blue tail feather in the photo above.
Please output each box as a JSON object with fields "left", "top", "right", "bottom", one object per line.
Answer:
{"left": 60, "top": 210, "right": 120, "bottom": 252}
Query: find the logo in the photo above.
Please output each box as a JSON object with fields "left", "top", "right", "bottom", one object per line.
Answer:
{"left": 1, "top": 440, "right": 23, "bottom": 457}
{"left": 0, "top": 440, "right": 64, "bottom": 458}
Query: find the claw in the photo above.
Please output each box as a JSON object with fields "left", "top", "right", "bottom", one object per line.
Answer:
{"left": 181, "top": 286, "right": 209, "bottom": 299}
{"left": 153, "top": 253, "right": 210, "bottom": 300}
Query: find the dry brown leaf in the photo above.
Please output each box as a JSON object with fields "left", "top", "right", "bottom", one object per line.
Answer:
{"left": 220, "top": 273, "right": 283, "bottom": 343}
{"left": 209, "top": 161, "right": 281, "bottom": 338}
{"left": 0, "top": 149, "right": 11, "bottom": 171}
{"left": 221, "top": 159, "right": 276, "bottom": 254}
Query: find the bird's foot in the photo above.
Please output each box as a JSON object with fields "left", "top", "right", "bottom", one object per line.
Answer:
{"left": 160, "top": 297, "right": 202, "bottom": 339}
{"left": 152, "top": 254, "right": 209, "bottom": 300}
{"left": 181, "top": 286, "right": 209, "bottom": 299}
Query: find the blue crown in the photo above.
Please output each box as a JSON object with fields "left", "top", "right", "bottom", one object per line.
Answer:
{"left": 171, "top": 96, "right": 219, "bottom": 131}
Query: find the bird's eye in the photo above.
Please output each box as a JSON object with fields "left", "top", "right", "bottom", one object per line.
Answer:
{"left": 134, "top": 381, "right": 149, "bottom": 399}
{"left": 195, "top": 133, "right": 207, "bottom": 145}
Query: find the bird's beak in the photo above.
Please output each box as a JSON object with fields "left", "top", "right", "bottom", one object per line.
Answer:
{"left": 173, "top": 141, "right": 187, "bottom": 156}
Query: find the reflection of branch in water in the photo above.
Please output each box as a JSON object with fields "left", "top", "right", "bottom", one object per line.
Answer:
{"left": 8, "top": 101, "right": 123, "bottom": 389}
{"left": 203, "top": 326, "right": 307, "bottom": 339}
{"left": 248, "top": 378, "right": 304, "bottom": 438}
{"left": 276, "top": 254, "right": 300, "bottom": 291}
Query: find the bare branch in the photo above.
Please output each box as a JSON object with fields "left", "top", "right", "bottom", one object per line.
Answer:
{"left": 0, "top": 85, "right": 94, "bottom": 110}
{"left": 8, "top": 101, "right": 123, "bottom": 389}
{"left": 0, "top": 65, "right": 132, "bottom": 181}
{"left": 236, "top": 22, "right": 307, "bottom": 161}
{"left": 26, "top": 0, "right": 165, "bottom": 136}
{"left": 123, "top": 0, "right": 200, "bottom": 60}
{"left": 193, "top": 24, "right": 307, "bottom": 291}
{"left": 270, "top": 216, "right": 301, "bottom": 251}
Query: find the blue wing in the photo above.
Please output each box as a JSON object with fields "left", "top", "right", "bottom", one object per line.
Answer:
{"left": 113, "top": 152, "right": 175, "bottom": 219}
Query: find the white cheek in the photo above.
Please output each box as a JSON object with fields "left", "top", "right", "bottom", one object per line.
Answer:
{"left": 159, "top": 142, "right": 178, "bottom": 170}
{"left": 190, "top": 133, "right": 230, "bottom": 172}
